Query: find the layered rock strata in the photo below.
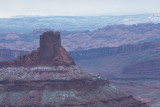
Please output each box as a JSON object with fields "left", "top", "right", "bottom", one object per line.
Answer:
{"left": 0, "top": 76, "right": 148, "bottom": 107}
{"left": 0, "top": 31, "right": 149, "bottom": 107}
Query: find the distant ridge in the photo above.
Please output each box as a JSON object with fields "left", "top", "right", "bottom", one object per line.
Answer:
{"left": 1, "top": 23, "right": 160, "bottom": 51}
{"left": 0, "top": 14, "right": 160, "bottom": 33}
{"left": 69, "top": 41, "right": 160, "bottom": 60}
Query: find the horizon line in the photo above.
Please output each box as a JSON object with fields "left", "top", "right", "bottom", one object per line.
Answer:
{"left": 1, "top": 13, "right": 160, "bottom": 19}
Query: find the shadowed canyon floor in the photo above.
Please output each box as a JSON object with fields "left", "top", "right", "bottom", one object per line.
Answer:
{"left": 69, "top": 42, "right": 160, "bottom": 107}
{"left": 110, "top": 78, "right": 160, "bottom": 107}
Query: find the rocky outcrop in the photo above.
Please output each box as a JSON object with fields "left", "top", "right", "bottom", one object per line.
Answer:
{"left": 0, "top": 77, "right": 149, "bottom": 107}
{"left": 0, "top": 31, "right": 149, "bottom": 107}
{"left": 0, "top": 31, "right": 75, "bottom": 67}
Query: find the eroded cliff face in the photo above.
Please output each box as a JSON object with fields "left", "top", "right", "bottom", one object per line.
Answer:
{"left": 0, "top": 77, "right": 148, "bottom": 107}
{"left": 0, "top": 31, "right": 149, "bottom": 107}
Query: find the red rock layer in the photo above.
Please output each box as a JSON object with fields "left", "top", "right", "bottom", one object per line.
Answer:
{"left": 0, "top": 31, "right": 75, "bottom": 67}
{"left": 0, "top": 77, "right": 149, "bottom": 107}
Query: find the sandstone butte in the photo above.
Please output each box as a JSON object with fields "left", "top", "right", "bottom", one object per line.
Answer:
{"left": 0, "top": 31, "right": 149, "bottom": 107}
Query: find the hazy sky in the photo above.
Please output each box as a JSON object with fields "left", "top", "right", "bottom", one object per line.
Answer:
{"left": 0, "top": 0, "right": 160, "bottom": 18}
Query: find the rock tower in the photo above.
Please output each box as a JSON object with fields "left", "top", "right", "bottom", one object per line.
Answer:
{"left": 0, "top": 31, "right": 75, "bottom": 67}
